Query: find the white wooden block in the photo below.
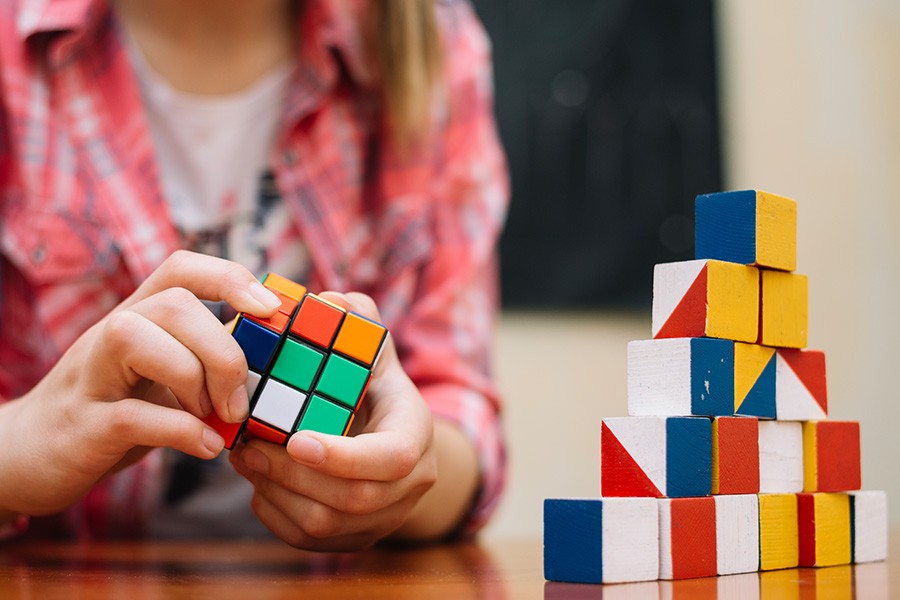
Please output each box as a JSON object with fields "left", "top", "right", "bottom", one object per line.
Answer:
{"left": 715, "top": 494, "right": 760, "bottom": 575}
{"left": 758, "top": 421, "right": 803, "bottom": 493}
{"left": 627, "top": 338, "right": 734, "bottom": 417}
{"left": 251, "top": 379, "right": 308, "bottom": 432}
{"left": 850, "top": 490, "right": 889, "bottom": 563}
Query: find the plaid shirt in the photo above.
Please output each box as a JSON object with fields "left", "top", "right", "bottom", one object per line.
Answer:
{"left": 0, "top": 0, "right": 508, "bottom": 538}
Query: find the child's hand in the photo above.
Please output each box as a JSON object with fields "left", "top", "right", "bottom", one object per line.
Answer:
{"left": 0, "top": 251, "right": 281, "bottom": 517}
{"left": 230, "top": 292, "right": 439, "bottom": 551}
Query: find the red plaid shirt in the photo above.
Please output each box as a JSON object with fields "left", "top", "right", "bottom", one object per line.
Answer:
{"left": 0, "top": 0, "right": 508, "bottom": 538}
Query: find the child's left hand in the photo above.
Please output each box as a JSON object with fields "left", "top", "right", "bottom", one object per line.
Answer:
{"left": 229, "top": 292, "right": 438, "bottom": 551}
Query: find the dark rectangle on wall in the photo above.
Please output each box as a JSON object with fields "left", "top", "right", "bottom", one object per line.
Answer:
{"left": 472, "top": 0, "right": 722, "bottom": 308}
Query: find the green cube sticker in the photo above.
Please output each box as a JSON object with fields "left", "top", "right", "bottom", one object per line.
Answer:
{"left": 315, "top": 354, "right": 369, "bottom": 408}
{"left": 298, "top": 395, "right": 352, "bottom": 436}
{"left": 271, "top": 338, "right": 324, "bottom": 391}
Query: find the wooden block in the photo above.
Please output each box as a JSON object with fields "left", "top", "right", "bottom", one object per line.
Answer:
{"left": 849, "top": 490, "right": 889, "bottom": 563}
{"left": 695, "top": 189, "right": 797, "bottom": 271}
{"left": 658, "top": 497, "right": 717, "bottom": 580}
{"left": 758, "top": 421, "right": 803, "bottom": 493}
{"left": 627, "top": 338, "right": 734, "bottom": 417}
{"left": 601, "top": 417, "right": 711, "bottom": 498}
{"left": 803, "top": 421, "right": 861, "bottom": 492}
{"left": 714, "top": 494, "right": 759, "bottom": 575}
{"left": 543, "top": 498, "right": 659, "bottom": 584}
{"left": 797, "top": 492, "right": 852, "bottom": 567}
{"left": 734, "top": 342, "right": 776, "bottom": 418}
{"left": 652, "top": 259, "right": 759, "bottom": 342}
{"left": 712, "top": 417, "right": 759, "bottom": 495}
{"left": 775, "top": 348, "right": 827, "bottom": 420}
{"left": 758, "top": 493, "right": 799, "bottom": 570}
{"left": 758, "top": 270, "right": 808, "bottom": 348}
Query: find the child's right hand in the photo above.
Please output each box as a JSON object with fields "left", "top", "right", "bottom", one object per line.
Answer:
{"left": 0, "top": 250, "right": 281, "bottom": 518}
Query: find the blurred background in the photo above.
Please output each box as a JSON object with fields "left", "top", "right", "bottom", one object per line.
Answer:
{"left": 472, "top": 0, "right": 900, "bottom": 539}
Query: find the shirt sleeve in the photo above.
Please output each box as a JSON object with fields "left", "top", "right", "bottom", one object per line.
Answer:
{"left": 393, "top": 1, "right": 510, "bottom": 535}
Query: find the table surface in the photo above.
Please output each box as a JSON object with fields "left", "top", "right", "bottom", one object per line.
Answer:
{"left": 1, "top": 532, "right": 896, "bottom": 599}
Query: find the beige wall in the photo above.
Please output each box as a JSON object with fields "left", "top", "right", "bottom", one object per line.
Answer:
{"left": 483, "top": 1, "right": 900, "bottom": 539}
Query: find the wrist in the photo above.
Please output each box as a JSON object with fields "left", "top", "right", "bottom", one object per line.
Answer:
{"left": 392, "top": 419, "right": 480, "bottom": 541}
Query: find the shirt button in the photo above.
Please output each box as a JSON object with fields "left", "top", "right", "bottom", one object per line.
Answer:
{"left": 32, "top": 245, "right": 47, "bottom": 265}
{"left": 283, "top": 149, "right": 297, "bottom": 165}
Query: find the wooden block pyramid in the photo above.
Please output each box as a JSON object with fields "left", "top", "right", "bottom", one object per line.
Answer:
{"left": 544, "top": 190, "right": 888, "bottom": 584}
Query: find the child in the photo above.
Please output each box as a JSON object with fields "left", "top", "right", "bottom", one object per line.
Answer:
{"left": 0, "top": 0, "right": 507, "bottom": 549}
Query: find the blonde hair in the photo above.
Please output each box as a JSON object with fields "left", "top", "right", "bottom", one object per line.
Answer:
{"left": 370, "top": 1, "right": 442, "bottom": 147}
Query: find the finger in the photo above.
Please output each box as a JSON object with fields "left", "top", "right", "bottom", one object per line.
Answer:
{"left": 233, "top": 440, "right": 407, "bottom": 514}
{"left": 248, "top": 489, "right": 386, "bottom": 552}
{"left": 86, "top": 397, "right": 224, "bottom": 461}
{"left": 89, "top": 310, "right": 211, "bottom": 416}
{"left": 128, "top": 287, "right": 250, "bottom": 422}
{"left": 285, "top": 429, "right": 427, "bottom": 482}
{"left": 117, "top": 250, "right": 281, "bottom": 317}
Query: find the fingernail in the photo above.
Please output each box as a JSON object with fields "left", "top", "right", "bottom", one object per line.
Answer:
{"left": 202, "top": 428, "right": 225, "bottom": 455}
{"left": 248, "top": 281, "right": 281, "bottom": 311}
{"left": 227, "top": 385, "right": 249, "bottom": 422}
{"left": 290, "top": 434, "right": 326, "bottom": 465}
{"left": 242, "top": 447, "right": 269, "bottom": 474}
{"left": 199, "top": 388, "right": 213, "bottom": 417}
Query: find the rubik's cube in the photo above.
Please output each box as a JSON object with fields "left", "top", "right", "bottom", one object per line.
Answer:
{"left": 204, "top": 273, "right": 388, "bottom": 449}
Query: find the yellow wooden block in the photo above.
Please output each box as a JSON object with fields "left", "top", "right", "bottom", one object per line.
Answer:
{"left": 706, "top": 260, "right": 760, "bottom": 342}
{"left": 798, "top": 493, "right": 851, "bottom": 567}
{"left": 759, "top": 271, "right": 808, "bottom": 348}
{"left": 803, "top": 422, "right": 818, "bottom": 493}
{"left": 262, "top": 273, "right": 308, "bottom": 301}
{"left": 759, "top": 493, "right": 799, "bottom": 570}
{"left": 755, "top": 191, "right": 797, "bottom": 272}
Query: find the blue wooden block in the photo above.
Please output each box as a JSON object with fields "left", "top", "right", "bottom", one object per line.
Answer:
{"left": 690, "top": 338, "right": 734, "bottom": 416}
{"left": 544, "top": 499, "right": 603, "bottom": 584}
{"left": 543, "top": 498, "right": 659, "bottom": 583}
{"left": 666, "top": 416, "right": 712, "bottom": 497}
{"left": 695, "top": 189, "right": 797, "bottom": 271}
{"left": 233, "top": 317, "right": 281, "bottom": 372}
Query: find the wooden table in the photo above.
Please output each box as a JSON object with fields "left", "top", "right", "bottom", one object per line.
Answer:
{"left": 1, "top": 533, "right": 896, "bottom": 599}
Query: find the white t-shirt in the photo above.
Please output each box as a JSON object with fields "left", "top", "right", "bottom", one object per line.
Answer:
{"left": 127, "top": 40, "right": 294, "bottom": 538}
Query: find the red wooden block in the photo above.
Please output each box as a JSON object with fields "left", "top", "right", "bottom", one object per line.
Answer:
{"left": 712, "top": 417, "right": 760, "bottom": 495}
{"left": 290, "top": 294, "right": 345, "bottom": 348}
{"left": 805, "top": 421, "right": 861, "bottom": 492}
{"left": 201, "top": 411, "right": 243, "bottom": 450}
{"left": 659, "top": 497, "right": 718, "bottom": 580}
{"left": 245, "top": 418, "right": 289, "bottom": 445}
